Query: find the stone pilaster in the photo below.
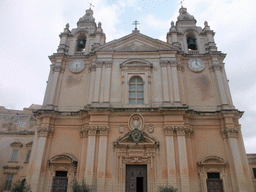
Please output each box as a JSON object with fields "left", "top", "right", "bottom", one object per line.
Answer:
{"left": 170, "top": 62, "right": 181, "bottom": 104}
{"left": 176, "top": 126, "right": 190, "bottom": 192}
{"left": 30, "top": 127, "right": 53, "bottom": 192}
{"left": 93, "top": 62, "right": 103, "bottom": 103}
{"left": 164, "top": 126, "right": 177, "bottom": 187}
{"left": 221, "top": 127, "right": 247, "bottom": 191}
{"left": 84, "top": 126, "right": 97, "bottom": 185}
{"left": 43, "top": 64, "right": 65, "bottom": 109}
{"left": 103, "top": 62, "right": 112, "bottom": 103}
{"left": 97, "top": 126, "right": 110, "bottom": 191}
{"left": 160, "top": 61, "right": 170, "bottom": 103}
{"left": 210, "top": 63, "right": 228, "bottom": 106}
{"left": 88, "top": 64, "right": 96, "bottom": 105}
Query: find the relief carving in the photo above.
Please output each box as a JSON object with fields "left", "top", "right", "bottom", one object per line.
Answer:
{"left": 119, "top": 124, "right": 125, "bottom": 133}
{"left": 221, "top": 127, "right": 239, "bottom": 138}
{"left": 128, "top": 114, "right": 144, "bottom": 131}
{"left": 37, "top": 127, "right": 54, "bottom": 137}
{"left": 148, "top": 124, "right": 154, "bottom": 133}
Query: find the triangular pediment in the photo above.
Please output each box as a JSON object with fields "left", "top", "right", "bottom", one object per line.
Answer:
{"left": 95, "top": 32, "right": 179, "bottom": 52}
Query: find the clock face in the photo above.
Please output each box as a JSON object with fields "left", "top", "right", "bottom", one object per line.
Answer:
{"left": 188, "top": 58, "right": 205, "bottom": 72}
{"left": 69, "top": 59, "right": 85, "bottom": 73}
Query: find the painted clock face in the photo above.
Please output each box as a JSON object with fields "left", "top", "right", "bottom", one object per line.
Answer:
{"left": 69, "top": 59, "right": 85, "bottom": 73}
{"left": 188, "top": 58, "right": 205, "bottom": 72}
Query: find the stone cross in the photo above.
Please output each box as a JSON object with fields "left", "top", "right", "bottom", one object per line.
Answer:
{"left": 132, "top": 20, "right": 140, "bottom": 30}
{"left": 88, "top": 2, "right": 95, "bottom": 9}
{"left": 179, "top": 0, "right": 184, "bottom": 7}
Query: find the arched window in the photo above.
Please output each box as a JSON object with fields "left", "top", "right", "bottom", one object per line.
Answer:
{"left": 129, "top": 76, "right": 144, "bottom": 104}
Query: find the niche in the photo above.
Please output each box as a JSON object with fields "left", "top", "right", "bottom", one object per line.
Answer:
{"left": 186, "top": 31, "right": 197, "bottom": 50}
{"left": 76, "top": 34, "right": 87, "bottom": 52}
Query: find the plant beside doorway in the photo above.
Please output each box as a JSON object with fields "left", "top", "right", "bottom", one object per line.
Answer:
{"left": 71, "top": 179, "right": 90, "bottom": 192}
{"left": 11, "top": 180, "right": 31, "bottom": 192}
{"left": 158, "top": 185, "right": 178, "bottom": 192}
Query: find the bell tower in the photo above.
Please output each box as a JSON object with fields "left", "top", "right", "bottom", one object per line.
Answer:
{"left": 42, "top": 8, "right": 106, "bottom": 110}
{"left": 167, "top": 7, "right": 217, "bottom": 54}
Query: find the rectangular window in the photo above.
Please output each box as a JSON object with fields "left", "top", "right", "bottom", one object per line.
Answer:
{"left": 11, "top": 149, "right": 18, "bottom": 161}
{"left": 25, "top": 150, "right": 31, "bottom": 162}
{"left": 19, "top": 121, "right": 26, "bottom": 128}
{"left": 4, "top": 174, "right": 14, "bottom": 190}
{"left": 253, "top": 168, "right": 256, "bottom": 178}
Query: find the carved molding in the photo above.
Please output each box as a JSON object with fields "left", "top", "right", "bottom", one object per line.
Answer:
{"left": 37, "top": 127, "right": 54, "bottom": 137}
{"left": 105, "top": 62, "right": 113, "bottom": 68}
{"left": 89, "top": 64, "right": 96, "bottom": 72}
{"left": 170, "top": 61, "right": 177, "bottom": 67}
{"left": 209, "top": 65, "right": 222, "bottom": 72}
{"left": 164, "top": 126, "right": 193, "bottom": 137}
{"left": 148, "top": 124, "right": 154, "bottom": 133}
{"left": 119, "top": 124, "right": 125, "bottom": 133}
{"left": 51, "top": 65, "right": 65, "bottom": 73}
{"left": 81, "top": 126, "right": 110, "bottom": 137}
{"left": 26, "top": 141, "right": 33, "bottom": 147}
{"left": 10, "top": 142, "right": 23, "bottom": 148}
{"left": 96, "top": 62, "right": 103, "bottom": 68}
{"left": 122, "top": 156, "right": 151, "bottom": 163}
{"left": 160, "top": 61, "right": 168, "bottom": 67}
{"left": 221, "top": 127, "right": 239, "bottom": 138}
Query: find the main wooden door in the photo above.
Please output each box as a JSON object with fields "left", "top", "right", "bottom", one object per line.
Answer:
{"left": 51, "top": 171, "right": 68, "bottom": 192}
{"left": 207, "top": 179, "right": 223, "bottom": 192}
{"left": 126, "top": 165, "right": 147, "bottom": 192}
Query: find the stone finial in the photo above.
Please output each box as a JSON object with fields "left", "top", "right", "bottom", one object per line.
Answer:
{"left": 65, "top": 23, "right": 70, "bottom": 30}
{"left": 171, "top": 21, "right": 174, "bottom": 27}
{"left": 98, "top": 22, "right": 102, "bottom": 28}
{"left": 204, "top": 21, "right": 209, "bottom": 27}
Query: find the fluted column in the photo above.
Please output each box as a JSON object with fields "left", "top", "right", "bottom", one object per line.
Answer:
{"left": 88, "top": 64, "right": 96, "bottom": 105}
{"left": 170, "top": 62, "right": 181, "bottom": 104}
{"left": 93, "top": 62, "right": 103, "bottom": 103}
{"left": 164, "top": 126, "right": 177, "bottom": 187}
{"left": 43, "top": 64, "right": 65, "bottom": 108}
{"left": 30, "top": 127, "right": 54, "bottom": 192}
{"left": 160, "top": 61, "right": 170, "bottom": 103}
{"left": 79, "top": 127, "right": 88, "bottom": 180}
{"left": 210, "top": 63, "right": 228, "bottom": 106}
{"left": 103, "top": 62, "right": 112, "bottom": 103}
{"left": 176, "top": 126, "right": 190, "bottom": 192}
{"left": 97, "top": 126, "right": 110, "bottom": 191}
{"left": 84, "top": 126, "right": 97, "bottom": 185}
{"left": 222, "top": 127, "right": 247, "bottom": 191}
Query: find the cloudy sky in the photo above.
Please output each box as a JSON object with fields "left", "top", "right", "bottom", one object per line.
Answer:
{"left": 1, "top": 0, "right": 256, "bottom": 152}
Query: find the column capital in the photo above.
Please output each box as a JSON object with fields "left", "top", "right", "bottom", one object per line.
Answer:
{"left": 51, "top": 64, "right": 65, "bottom": 73}
{"left": 80, "top": 127, "right": 88, "bottom": 138}
{"left": 221, "top": 127, "right": 239, "bottom": 138}
{"left": 96, "top": 62, "right": 103, "bottom": 68}
{"left": 164, "top": 126, "right": 175, "bottom": 136}
{"left": 176, "top": 126, "right": 187, "bottom": 136}
{"left": 37, "top": 127, "right": 54, "bottom": 137}
{"left": 209, "top": 65, "right": 222, "bottom": 72}
{"left": 170, "top": 61, "right": 177, "bottom": 67}
{"left": 89, "top": 64, "right": 96, "bottom": 72}
{"left": 105, "top": 61, "right": 113, "bottom": 68}
{"left": 87, "top": 126, "right": 97, "bottom": 136}
{"left": 98, "top": 126, "right": 110, "bottom": 136}
{"left": 160, "top": 61, "right": 168, "bottom": 67}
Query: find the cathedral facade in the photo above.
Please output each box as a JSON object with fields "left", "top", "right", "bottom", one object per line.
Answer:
{"left": 2, "top": 7, "right": 255, "bottom": 192}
